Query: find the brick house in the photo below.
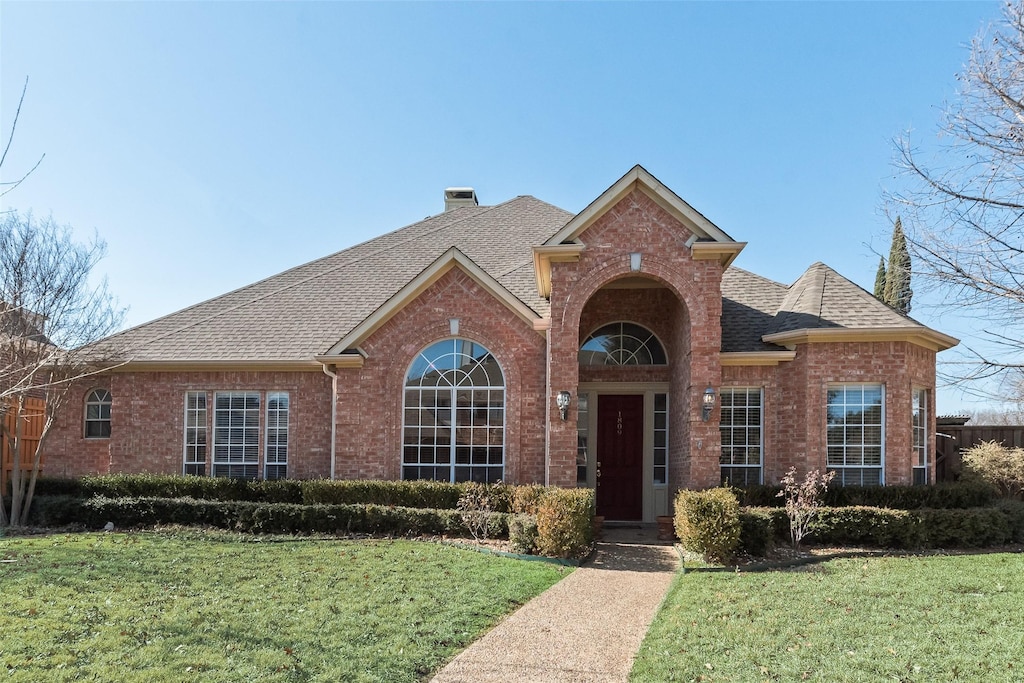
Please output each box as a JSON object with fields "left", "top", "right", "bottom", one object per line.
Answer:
{"left": 42, "top": 166, "right": 957, "bottom": 522}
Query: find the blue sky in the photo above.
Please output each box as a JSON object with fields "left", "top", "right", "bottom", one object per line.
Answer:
{"left": 0, "top": 1, "right": 1005, "bottom": 413}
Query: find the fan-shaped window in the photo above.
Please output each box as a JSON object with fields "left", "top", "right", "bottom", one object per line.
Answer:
{"left": 402, "top": 339, "right": 505, "bottom": 483}
{"left": 579, "top": 322, "right": 667, "bottom": 365}
{"left": 84, "top": 388, "right": 112, "bottom": 438}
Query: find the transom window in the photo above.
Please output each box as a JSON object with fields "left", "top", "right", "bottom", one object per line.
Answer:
{"left": 579, "top": 322, "right": 667, "bottom": 365}
{"left": 720, "top": 387, "right": 763, "bottom": 486}
{"left": 84, "top": 388, "right": 112, "bottom": 438}
{"left": 402, "top": 339, "right": 505, "bottom": 483}
{"left": 827, "top": 384, "right": 884, "bottom": 486}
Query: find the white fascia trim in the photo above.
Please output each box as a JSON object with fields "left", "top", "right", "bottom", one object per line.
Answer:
{"left": 720, "top": 351, "right": 797, "bottom": 366}
{"left": 761, "top": 327, "right": 961, "bottom": 353}
{"left": 544, "top": 165, "right": 735, "bottom": 246}
{"left": 111, "top": 359, "right": 325, "bottom": 372}
{"left": 325, "top": 247, "right": 542, "bottom": 355}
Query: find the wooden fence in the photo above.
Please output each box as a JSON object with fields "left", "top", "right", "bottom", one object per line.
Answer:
{"left": 935, "top": 423, "right": 1024, "bottom": 482}
{"left": 1, "top": 397, "right": 46, "bottom": 490}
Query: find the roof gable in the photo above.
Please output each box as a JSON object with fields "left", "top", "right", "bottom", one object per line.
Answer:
{"left": 324, "top": 247, "right": 542, "bottom": 355}
{"left": 544, "top": 165, "right": 742, "bottom": 255}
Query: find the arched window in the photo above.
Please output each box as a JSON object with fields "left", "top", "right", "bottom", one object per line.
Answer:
{"left": 402, "top": 339, "right": 505, "bottom": 483}
{"left": 579, "top": 322, "right": 667, "bottom": 365}
{"left": 85, "top": 388, "right": 112, "bottom": 438}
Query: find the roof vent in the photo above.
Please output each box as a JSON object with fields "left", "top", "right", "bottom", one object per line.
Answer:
{"left": 444, "top": 187, "right": 478, "bottom": 212}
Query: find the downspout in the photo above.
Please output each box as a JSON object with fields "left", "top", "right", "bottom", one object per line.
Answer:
{"left": 321, "top": 363, "right": 338, "bottom": 481}
{"left": 544, "top": 323, "right": 551, "bottom": 487}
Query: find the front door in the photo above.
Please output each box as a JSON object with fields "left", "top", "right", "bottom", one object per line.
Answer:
{"left": 596, "top": 394, "right": 644, "bottom": 520}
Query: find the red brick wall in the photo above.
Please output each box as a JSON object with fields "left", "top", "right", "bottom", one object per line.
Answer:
{"left": 723, "top": 340, "right": 938, "bottom": 485}
{"left": 335, "top": 267, "right": 548, "bottom": 484}
{"left": 548, "top": 188, "right": 724, "bottom": 489}
{"left": 44, "top": 371, "right": 333, "bottom": 479}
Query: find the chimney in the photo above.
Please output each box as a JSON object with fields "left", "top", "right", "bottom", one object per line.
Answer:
{"left": 444, "top": 187, "right": 478, "bottom": 212}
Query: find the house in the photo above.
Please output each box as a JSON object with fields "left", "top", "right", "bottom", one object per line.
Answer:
{"left": 42, "top": 166, "right": 958, "bottom": 522}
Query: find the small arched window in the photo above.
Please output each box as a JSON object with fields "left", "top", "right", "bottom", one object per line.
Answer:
{"left": 579, "top": 322, "right": 667, "bottom": 365}
{"left": 402, "top": 339, "right": 505, "bottom": 483}
{"left": 85, "top": 388, "right": 112, "bottom": 438}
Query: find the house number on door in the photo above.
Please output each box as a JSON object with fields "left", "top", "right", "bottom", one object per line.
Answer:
{"left": 616, "top": 411, "right": 623, "bottom": 436}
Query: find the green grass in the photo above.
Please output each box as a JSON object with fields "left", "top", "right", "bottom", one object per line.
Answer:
{"left": 0, "top": 530, "right": 569, "bottom": 682}
{"left": 632, "top": 553, "right": 1024, "bottom": 682}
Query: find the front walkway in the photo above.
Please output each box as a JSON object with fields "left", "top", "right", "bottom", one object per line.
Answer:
{"left": 431, "top": 527, "right": 679, "bottom": 683}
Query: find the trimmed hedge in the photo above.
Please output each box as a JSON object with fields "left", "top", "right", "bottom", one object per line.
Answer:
{"left": 674, "top": 488, "right": 741, "bottom": 563}
{"left": 27, "top": 477, "right": 596, "bottom": 559}
{"left": 30, "top": 496, "right": 510, "bottom": 537}
{"left": 735, "top": 501, "right": 1024, "bottom": 551}
{"left": 732, "top": 481, "right": 996, "bottom": 510}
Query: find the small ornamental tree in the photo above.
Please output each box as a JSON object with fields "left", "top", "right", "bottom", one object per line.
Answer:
{"left": 777, "top": 467, "right": 836, "bottom": 549}
{"left": 961, "top": 440, "right": 1024, "bottom": 499}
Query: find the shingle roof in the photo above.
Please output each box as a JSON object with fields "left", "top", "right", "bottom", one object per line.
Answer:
{"left": 766, "top": 262, "right": 919, "bottom": 335}
{"left": 722, "top": 261, "right": 945, "bottom": 352}
{"left": 99, "top": 196, "right": 573, "bottom": 362}
{"left": 97, "top": 193, "right": 950, "bottom": 364}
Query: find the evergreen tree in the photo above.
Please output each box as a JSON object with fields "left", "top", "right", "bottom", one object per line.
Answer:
{"left": 882, "top": 217, "right": 913, "bottom": 314}
{"left": 873, "top": 256, "right": 887, "bottom": 300}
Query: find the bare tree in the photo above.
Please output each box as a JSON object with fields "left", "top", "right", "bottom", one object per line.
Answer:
{"left": 1, "top": 211, "right": 124, "bottom": 527}
{"left": 888, "top": 0, "right": 1024, "bottom": 399}
{"left": 1, "top": 77, "right": 45, "bottom": 204}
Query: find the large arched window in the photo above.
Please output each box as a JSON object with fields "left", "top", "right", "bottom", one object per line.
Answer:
{"left": 402, "top": 339, "right": 505, "bottom": 483}
{"left": 579, "top": 322, "right": 667, "bottom": 365}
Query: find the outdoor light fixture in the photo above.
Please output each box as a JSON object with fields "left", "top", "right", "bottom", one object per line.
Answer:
{"left": 701, "top": 386, "right": 716, "bottom": 422}
{"left": 629, "top": 252, "right": 642, "bottom": 272}
{"left": 556, "top": 391, "right": 572, "bottom": 421}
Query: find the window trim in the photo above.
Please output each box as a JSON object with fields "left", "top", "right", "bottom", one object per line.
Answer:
{"left": 264, "top": 392, "right": 289, "bottom": 480}
{"left": 183, "top": 391, "right": 208, "bottom": 476}
{"left": 912, "top": 387, "right": 928, "bottom": 485}
{"left": 579, "top": 321, "right": 668, "bottom": 366}
{"left": 182, "top": 390, "right": 288, "bottom": 480}
{"left": 84, "top": 388, "right": 112, "bottom": 439}
{"left": 826, "top": 383, "right": 886, "bottom": 486}
{"left": 719, "top": 387, "right": 764, "bottom": 486}
{"left": 401, "top": 338, "right": 506, "bottom": 484}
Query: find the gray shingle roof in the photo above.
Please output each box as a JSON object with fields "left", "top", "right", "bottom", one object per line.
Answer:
{"left": 100, "top": 196, "right": 572, "bottom": 362}
{"left": 98, "top": 194, "right": 946, "bottom": 364}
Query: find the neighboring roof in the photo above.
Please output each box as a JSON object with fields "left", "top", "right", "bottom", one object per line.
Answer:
{"left": 98, "top": 196, "right": 573, "bottom": 363}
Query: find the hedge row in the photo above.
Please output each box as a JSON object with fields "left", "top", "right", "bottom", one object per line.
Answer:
{"left": 30, "top": 496, "right": 509, "bottom": 538}
{"left": 732, "top": 481, "right": 996, "bottom": 510}
{"left": 737, "top": 501, "right": 1024, "bottom": 553}
{"left": 27, "top": 484, "right": 597, "bottom": 559}
{"left": 30, "top": 475, "right": 493, "bottom": 509}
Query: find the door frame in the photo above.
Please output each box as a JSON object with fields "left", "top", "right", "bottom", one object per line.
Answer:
{"left": 577, "top": 382, "right": 671, "bottom": 523}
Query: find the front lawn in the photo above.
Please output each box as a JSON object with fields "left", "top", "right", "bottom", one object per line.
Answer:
{"left": 632, "top": 552, "right": 1024, "bottom": 682}
{"left": 0, "top": 530, "right": 569, "bottom": 682}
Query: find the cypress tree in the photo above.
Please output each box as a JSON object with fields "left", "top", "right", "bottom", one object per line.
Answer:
{"left": 873, "top": 256, "right": 887, "bottom": 300}
{"left": 882, "top": 217, "right": 913, "bottom": 314}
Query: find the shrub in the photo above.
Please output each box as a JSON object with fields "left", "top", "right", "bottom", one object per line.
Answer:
{"left": 674, "top": 488, "right": 741, "bottom": 563}
{"left": 457, "top": 482, "right": 494, "bottom": 542}
{"left": 511, "top": 484, "right": 547, "bottom": 515}
{"left": 778, "top": 467, "right": 834, "bottom": 549}
{"left": 508, "top": 513, "right": 539, "bottom": 554}
{"left": 728, "top": 481, "right": 995, "bottom": 509}
{"left": 534, "top": 488, "right": 594, "bottom": 559}
{"left": 809, "top": 506, "right": 923, "bottom": 548}
{"left": 961, "top": 441, "right": 1024, "bottom": 499}
{"left": 737, "top": 507, "right": 782, "bottom": 556}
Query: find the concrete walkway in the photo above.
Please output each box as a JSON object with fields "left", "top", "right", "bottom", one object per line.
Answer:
{"left": 431, "top": 527, "right": 680, "bottom": 683}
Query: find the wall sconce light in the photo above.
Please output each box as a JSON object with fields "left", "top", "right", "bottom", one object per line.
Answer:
{"left": 629, "top": 252, "right": 642, "bottom": 272}
{"left": 556, "top": 391, "right": 572, "bottom": 421}
{"left": 701, "top": 386, "right": 716, "bottom": 422}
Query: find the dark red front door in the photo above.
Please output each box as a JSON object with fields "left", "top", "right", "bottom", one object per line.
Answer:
{"left": 596, "top": 394, "right": 644, "bottom": 520}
